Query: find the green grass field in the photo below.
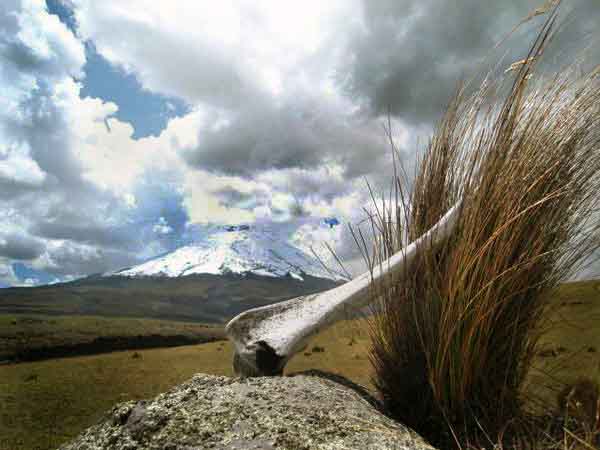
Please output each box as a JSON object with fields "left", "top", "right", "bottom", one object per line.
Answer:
{"left": 1, "top": 281, "right": 599, "bottom": 450}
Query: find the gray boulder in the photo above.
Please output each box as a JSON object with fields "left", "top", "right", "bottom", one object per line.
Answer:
{"left": 60, "top": 372, "right": 434, "bottom": 450}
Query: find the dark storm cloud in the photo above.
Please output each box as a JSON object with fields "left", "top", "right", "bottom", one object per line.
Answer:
{"left": 271, "top": 169, "right": 352, "bottom": 204}
{"left": 213, "top": 187, "right": 261, "bottom": 208}
{"left": 32, "top": 219, "right": 134, "bottom": 250}
{"left": 0, "top": 232, "right": 45, "bottom": 260}
{"left": 43, "top": 242, "right": 137, "bottom": 276}
{"left": 341, "top": 0, "right": 600, "bottom": 125}
{"left": 183, "top": 103, "right": 325, "bottom": 176}
{"left": 0, "top": 176, "right": 43, "bottom": 199}
{"left": 182, "top": 95, "right": 391, "bottom": 179}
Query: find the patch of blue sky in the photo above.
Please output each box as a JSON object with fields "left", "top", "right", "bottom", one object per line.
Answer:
{"left": 46, "top": 0, "right": 189, "bottom": 139}
{"left": 45, "top": 0, "right": 77, "bottom": 32}
{"left": 12, "top": 262, "right": 60, "bottom": 286}
{"left": 323, "top": 217, "right": 340, "bottom": 228}
{"left": 80, "top": 43, "right": 189, "bottom": 139}
{"left": 128, "top": 175, "right": 191, "bottom": 251}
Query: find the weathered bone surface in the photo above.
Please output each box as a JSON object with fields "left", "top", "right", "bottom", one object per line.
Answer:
{"left": 226, "top": 202, "right": 462, "bottom": 377}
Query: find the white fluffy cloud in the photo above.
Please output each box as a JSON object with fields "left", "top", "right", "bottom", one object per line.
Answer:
{"left": 72, "top": 0, "right": 361, "bottom": 105}
{"left": 65, "top": 0, "right": 395, "bottom": 227}
{"left": 0, "top": 1, "right": 146, "bottom": 283}
{"left": 2, "top": 0, "right": 598, "bottom": 286}
{"left": 0, "top": 149, "right": 46, "bottom": 187}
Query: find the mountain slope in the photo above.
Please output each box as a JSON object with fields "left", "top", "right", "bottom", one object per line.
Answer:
{"left": 111, "top": 225, "right": 347, "bottom": 282}
{"left": 0, "top": 273, "right": 341, "bottom": 323}
{"left": 0, "top": 224, "right": 346, "bottom": 323}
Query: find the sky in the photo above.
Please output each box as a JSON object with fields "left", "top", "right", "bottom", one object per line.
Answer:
{"left": 0, "top": 0, "right": 598, "bottom": 287}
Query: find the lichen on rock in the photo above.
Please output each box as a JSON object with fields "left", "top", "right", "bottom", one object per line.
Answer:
{"left": 60, "top": 373, "right": 435, "bottom": 450}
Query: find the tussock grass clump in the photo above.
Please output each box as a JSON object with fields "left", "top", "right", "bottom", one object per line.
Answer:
{"left": 359, "top": 6, "right": 600, "bottom": 448}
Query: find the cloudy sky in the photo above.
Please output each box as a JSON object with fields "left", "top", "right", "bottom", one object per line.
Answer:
{"left": 0, "top": 0, "right": 598, "bottom": 287}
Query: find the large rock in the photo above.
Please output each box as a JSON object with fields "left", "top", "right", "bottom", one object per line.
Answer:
{"left": 60, "top": 372, "right": 434, "bottom": 450}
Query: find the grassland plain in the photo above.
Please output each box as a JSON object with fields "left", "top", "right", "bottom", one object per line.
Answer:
{"left": 0, "top": 280, "right": 599, "bottom": 450}
{"left": 0, "top": 314, "right": 225, "bottom": 362}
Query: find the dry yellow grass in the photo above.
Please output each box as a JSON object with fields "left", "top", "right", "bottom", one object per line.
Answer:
{"left": 355, "top": 4, "right": 600, "bottom": 447}
{"left": 0, "top": 317, "right": 372, "bottom": 450}
{"left": 2, "top": 282, "right": 599, "bottom": 450}
{"left": 0, "top": 340, "right": 233, "bottom": 450}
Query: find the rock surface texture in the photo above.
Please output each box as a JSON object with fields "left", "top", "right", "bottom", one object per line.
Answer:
{"left": 61, "top": 372, "right": 434, "bottom": 450}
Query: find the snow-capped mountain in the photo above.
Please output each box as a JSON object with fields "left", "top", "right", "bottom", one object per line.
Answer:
{"left": 109, "top": 224, "right": 347, "bottom": 282}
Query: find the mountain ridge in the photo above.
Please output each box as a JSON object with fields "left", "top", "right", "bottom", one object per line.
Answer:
{"left": 0, "top": 223, "right": 346, "bottom": 323}
{"left": 107, "top": 224, "right": 347, "bottom": 282}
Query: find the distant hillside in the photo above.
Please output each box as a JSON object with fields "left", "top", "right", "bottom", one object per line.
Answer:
{"left": 0, "top": 273, "right": 341, "bottom": 323}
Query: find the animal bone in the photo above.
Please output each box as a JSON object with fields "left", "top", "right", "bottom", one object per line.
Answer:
{"left": 226, "top": 202, "right": 462, "bottom": 377}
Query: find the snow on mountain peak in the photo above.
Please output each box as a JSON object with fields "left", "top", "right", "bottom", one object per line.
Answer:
{"left": 110, "top": 224, "right": 347, "bottom": 282}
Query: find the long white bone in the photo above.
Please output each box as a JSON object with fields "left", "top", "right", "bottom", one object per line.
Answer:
{"left": 226, "top": 202, "right": 462, "bottom": 376}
